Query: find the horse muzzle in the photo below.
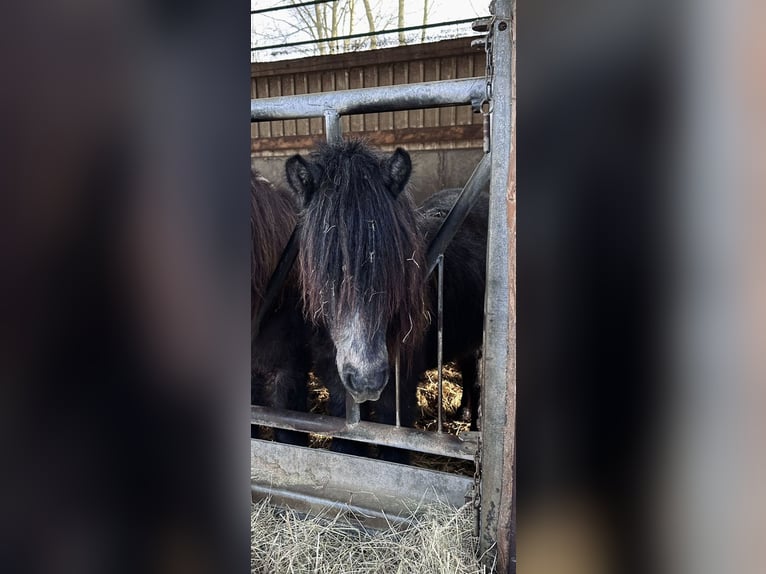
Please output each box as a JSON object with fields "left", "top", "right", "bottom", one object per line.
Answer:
{"left": 341, "top": 365, "right": 389, "bottom": 403}
{"left": 348, "top": 387, "right": 384, "bottom": 403}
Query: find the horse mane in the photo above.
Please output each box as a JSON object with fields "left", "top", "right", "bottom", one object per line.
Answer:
{"left": 251, "top": 167, "right": 297, "bottom": 321}
{"left": 298, "top": 139, "right": 428, "bottom": 348}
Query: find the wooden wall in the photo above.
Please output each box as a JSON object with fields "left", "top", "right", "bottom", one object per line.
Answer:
{"left": 251, "top": 38, "right": 487, "bottom": 156}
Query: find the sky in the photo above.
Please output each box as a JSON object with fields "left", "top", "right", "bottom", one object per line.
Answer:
{"left": 251, "top": 0, "right": 489, "bottom": 61}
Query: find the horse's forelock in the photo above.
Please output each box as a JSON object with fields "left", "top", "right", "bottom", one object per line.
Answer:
{"left": 298, "top": 141, "right": 428, "bottom": 348}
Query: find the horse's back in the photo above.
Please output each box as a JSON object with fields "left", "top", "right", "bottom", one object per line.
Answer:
{"left": 251, "top": 169, "right": 310, "bottom": 434}
{"left": 418, "top": 188, "right": 489, "bottom": 363}
{"left": 251, "top": 169, "right": 298, "bottom": 317}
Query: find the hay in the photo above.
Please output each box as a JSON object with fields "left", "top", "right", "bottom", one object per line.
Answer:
{"left": 253, "top": 366, "right": 485, "bottom": 571}
{"left": 307, "top": 364, "right": 469, "bottom": 434}
{"left": 416, "top": 365, "right": 471, "bottom": 434}
{"left": 302, "top": 364, "right": 475, "bottom": 474}
{"left": 412, "top": 366, "right": 475, "bottom": 475}
{"left": 251, "top": 498, "right": 493, "bottom": 574}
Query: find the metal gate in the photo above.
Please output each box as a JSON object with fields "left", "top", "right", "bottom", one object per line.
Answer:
{"left": 251, "top": 1, "right": 513, "bottom": 570}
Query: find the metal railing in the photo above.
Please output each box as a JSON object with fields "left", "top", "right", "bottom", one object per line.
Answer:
{"left": 252, "top": 77, "right": 490, "bottom": 455}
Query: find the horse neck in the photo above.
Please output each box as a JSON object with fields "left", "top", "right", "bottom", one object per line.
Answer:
{"left": 252, "top": 182, "right": 298, "bottom": 316}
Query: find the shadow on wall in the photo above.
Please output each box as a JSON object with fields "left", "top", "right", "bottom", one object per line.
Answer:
{"left": 251, "top": 148, "right": 485, "bottom": 205}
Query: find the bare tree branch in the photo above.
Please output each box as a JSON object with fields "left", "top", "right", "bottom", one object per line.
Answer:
{"left": 313, "top": 1, "right": 326, "bottom": 54}
{"left": 330, "top": 0, "right": 339, "bottom": 53}
{"left": 345, "top": 0, "right": 355, "bottom": 50}
{"left": 361, "top": 0, "right": 378, "bottom": 49}
{"left": 256, "top": 0, "right": 415, "bottom": 56}
{"left": 398, "top": 0, "right": 406, "bottom": 45}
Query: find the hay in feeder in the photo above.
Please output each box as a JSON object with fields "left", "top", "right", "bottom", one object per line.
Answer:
{"left": 251, "top": 497, "right": 494, "bottom": 574}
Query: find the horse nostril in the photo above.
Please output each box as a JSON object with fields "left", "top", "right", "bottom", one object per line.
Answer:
{"left": 372, "top": 368, "right": 389, "bottom": 389}
{"left": 342, "top": 364, "right": 388, "bottom": 391}
{"left": 342, "top": 364, "right": 360, "bottom": 391}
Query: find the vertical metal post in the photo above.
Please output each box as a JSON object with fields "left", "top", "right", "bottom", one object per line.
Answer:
{"left": 346, "top": 394, "right": 360, "bottom": 425}
{"left": 395, "top": 350, "right": 401, "bottom": 427}
{"left": 437, "top": 254, "right": 445, "bottom": 433}
{"left": 324, "top": 110, "right": 342, "bottom": 143}
{"left": 479, "top": 0, "right": 515, "bottom": 571}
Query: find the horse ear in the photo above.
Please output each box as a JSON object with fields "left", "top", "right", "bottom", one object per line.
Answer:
{"left": 383, "top": 148, "right": 412, "bottom": 197}
{"left": 285, "top": 154, "right": 316, "bottom": 203}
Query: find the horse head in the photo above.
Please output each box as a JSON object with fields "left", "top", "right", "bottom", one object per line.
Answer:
{"left": 286, "top": 140, "right": 428, "bottom": 403}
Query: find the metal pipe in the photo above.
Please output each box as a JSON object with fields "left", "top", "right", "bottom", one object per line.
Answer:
{"left": 479, "top": 0, "right": 515, "bottom": 569}
{"left": 251, "top": 78, "right": 485, "bottom": 121}
{"left": 251, "top": 439, "right": 474, "bottom": 521}
{"left": 345, "top": 393, "right": 361, "bottom": 425}
{"left": 251, "top": 18, "right": 480, "bottom": 51}
{"left": 251, "top": 482, "right": 414, "bottom": 529}
{"left": 251, "top": 0, "right": 333, "bottom": 16}
{"left": 425, "top": 153, "right": 492, "bottom": 277}
{"left": 324, "top": 110, "right": 342, "bottom": 143}
{"left": 252, "top": 405, "right": 479, "bottom": 460}
{"left": 437, "top": 254, "right": 445, "bottom": 433}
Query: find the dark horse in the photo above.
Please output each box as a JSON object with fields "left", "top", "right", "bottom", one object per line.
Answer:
{"left": 251, "top": 167, "right": 311, "bottom": 445}
{"left": 286, "top": 139, "right": 488, "bottom": 461}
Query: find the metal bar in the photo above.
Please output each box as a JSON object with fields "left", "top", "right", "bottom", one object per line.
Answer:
{"left": 251, "top": 439, "right": 474, "bottom": 525}
{"left": 345, "top": 393, "right": 360, "bottom": 425}
{"left": 251, "top": 0, "right": 334, "bottom": 16}
{"left": 251, "top": 18, "right": 480, "bottom": 52}
{"left": 251, "top": 483, "right": 414, "bottom": 530}
{"left": 251, "top": 78, "right": 485, "bottom": 121}
{"left": 425, "top": 153, "right": 492, "bottom": 277}
{"left": 252, "top": 405, "right": 479, "bottom": 460}
{"left": 324, "top": 110, "right": 342, "bottom": 143}
{"left": 437, "top": 254, "right": 445, "bottom": 434}
{"left": 253, "top": 225, "right": 299, "bottom": 337}
{"left": 479, "top": 0, "right": 515, "bottom": 570}
{"left": 395, "top": 351, "right": 401, "bottom": 427}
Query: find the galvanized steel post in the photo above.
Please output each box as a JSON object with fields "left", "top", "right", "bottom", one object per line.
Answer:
{"left": 324, "top": 110, "right": 342, "bottom": 143}
{"left": 478, "top": 0, "right": 515, "bottom": 571}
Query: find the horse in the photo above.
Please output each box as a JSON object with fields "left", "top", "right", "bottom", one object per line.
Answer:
{"left": 285, "top": 139, "right": 488, "bottom": 461}
{"left": 251, "top": 167, "right": 311, "bottom": 445}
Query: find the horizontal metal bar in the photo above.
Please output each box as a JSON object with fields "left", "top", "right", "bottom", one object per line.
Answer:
{"left": 251, "top": 78, "right": 485, "bottom": 121}
{"left": 252, "top": 405, "right": 479, "bottom": 460}
{"left": 251, "top": 0, "right": 333, "bottom": 16}
{"left": 251, "top": 18, "right": 480, "bottom": 52}
{"left": 425, "top": 152, "right": 492, "bottom": 276}
{"left": 251, "top": 482, "right": 413, "bottom": 530}
{"left": 251, "top": 439, "right": 473, "bottom": 529}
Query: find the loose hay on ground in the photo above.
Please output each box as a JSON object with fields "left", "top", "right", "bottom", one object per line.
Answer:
{"left": 251, "top": 498, "right": 493, "bottom": 574}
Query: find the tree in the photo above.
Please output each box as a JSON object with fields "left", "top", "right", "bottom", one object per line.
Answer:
{"left": 398, "top": 0, "right": 406, "bottom": 45}
{"left": 253, "top": 0, "right": 396, "bottom": 56}
{"left": 361, "top": 0, "right": 379, "bottom": 49}
{"left": 252, "top": 0, "right": 441, "bottom": 60}
{"left": 420, "top": 0, "right": 430, "bottom": 42}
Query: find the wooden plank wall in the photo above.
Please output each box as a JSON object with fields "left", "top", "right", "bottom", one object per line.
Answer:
{"left": 251, "top": 38, "right": 486, "bottom": 156}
